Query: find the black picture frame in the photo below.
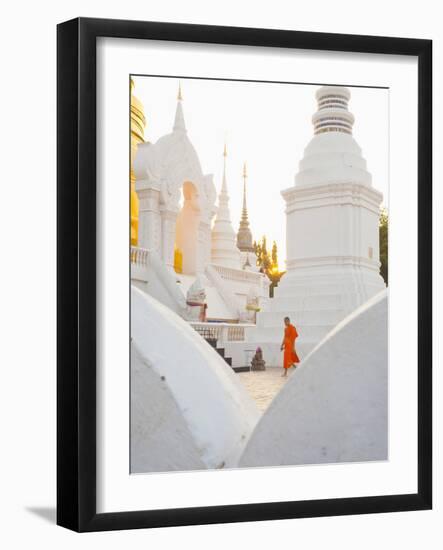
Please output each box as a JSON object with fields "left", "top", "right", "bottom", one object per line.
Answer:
{"left": 57, "top": 17, "right": 432, "bottom": 532}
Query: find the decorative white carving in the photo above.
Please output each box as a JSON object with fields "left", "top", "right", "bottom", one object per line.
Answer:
{"left": 186, "top": 277, "right": 207, "bottom": 321}
{"left": 132, "top": 87, "right": 268, "bottom": 322}
{"left": 186, "top": 277, "right": 206, "bottom": 304}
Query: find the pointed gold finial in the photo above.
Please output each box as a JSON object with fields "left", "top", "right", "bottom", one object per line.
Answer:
{"left": 223, "top": 143, "right": 227, "bottom": 157}
{"left": 243, "top": 162, "right": 247, "bottom": 179}
{"left": 177, "top": 81, "right": 183, "bottom": 101}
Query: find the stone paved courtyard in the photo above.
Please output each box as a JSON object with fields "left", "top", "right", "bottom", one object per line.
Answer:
{"left": 238, "top": 367, "right": 296, "bottom": 412}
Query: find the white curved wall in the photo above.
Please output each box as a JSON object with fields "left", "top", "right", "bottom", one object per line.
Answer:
{"left": 131, "top": 286, "right": 259, "bottom": 472}
{"left": 240, "top": 290, "right": 388, "bottom": 467}
{"left": 131, "top": 341, "right": 206, "bottom": 473}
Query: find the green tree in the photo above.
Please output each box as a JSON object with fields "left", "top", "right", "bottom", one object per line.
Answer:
{"left": 255, "top": 236, "right": 271, "bottom": 272}
{"left": 253, "top": 239, "right": 261, "bottom": 268}
{"left": 379, "top": 208, "right": 388, "bottom": 285}
{"left": 254, "top": 236, "right": 285, "bottom": 297}
{"left": 271, "top": 241, "right": 278, "bottom": 270}
{"left": 261, "top": 237, "right": 270, "bottom": 270}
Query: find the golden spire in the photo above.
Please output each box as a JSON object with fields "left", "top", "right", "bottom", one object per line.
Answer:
{"left": 237, "top": 161, "right": 254, "bottom": 252}
{"left": 223, "top": 142, "right": 228, "bottom": 157}
{"left": 177, "top": 81, "right": 183, "bottom": 101}
{"left": 242, "top": 162, "right": 248, "bottom": 215}
{"left": 130, "top": 77, "right": 147, "bottom": 246}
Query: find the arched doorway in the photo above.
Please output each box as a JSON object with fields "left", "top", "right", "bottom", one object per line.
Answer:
{"left": 175, "top": 181, "right": 201, "bottom": 275}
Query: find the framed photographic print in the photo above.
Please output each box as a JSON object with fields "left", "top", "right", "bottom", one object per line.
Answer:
{"left": 57, "top": 18, "right": 432, "bottom": 531}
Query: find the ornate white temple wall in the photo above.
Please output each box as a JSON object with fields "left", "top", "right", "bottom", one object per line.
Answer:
{"left": 131, "top": 248, "right": 188, "bottom": 317}
{"left": 132, "top": 94, "right": 267, "bottom": 323}
{"left": 135, "top": 173, "right": 162, "bottom": 253}
{"left": 131, "top": 246, "right": 268, "bottom": 323}
{"left": 133, "top": 93, "right": 217, "bottom": 275}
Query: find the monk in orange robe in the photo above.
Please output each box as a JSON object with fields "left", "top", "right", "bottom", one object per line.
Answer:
{"left": 280, "top": 316, "right": 300, "bottom": 377}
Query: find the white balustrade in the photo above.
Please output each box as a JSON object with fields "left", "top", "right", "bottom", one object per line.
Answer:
{"left": 131, "top": 246, "right": 150, "bottom": 283}
{"left": 131, "top": 246, "right": 150, "bottom": 266}
{"left": 130, "top": 247, "right": 187, "bottom": 312}
{"left": 190, "top": 322, "right": 254, "bottom": 344}
{"left": 212, "top": 264, "right": 263, "bottom": 285}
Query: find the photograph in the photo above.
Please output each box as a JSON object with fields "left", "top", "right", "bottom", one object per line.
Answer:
{"left": 129, "top": 75, "right": 389, "bottom": 474}
{"left": 0, "top": 1, "right": 436, "bottom": 543}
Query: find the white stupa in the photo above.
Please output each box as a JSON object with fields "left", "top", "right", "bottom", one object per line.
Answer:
{"left": 224, "top": 85, "right": 386, "bottom": 366}
{"left": 281, "top": 86, "right": 385, "bottom": 310}
{"left": 211, "top": 145, "right": 242, "bottom": 269}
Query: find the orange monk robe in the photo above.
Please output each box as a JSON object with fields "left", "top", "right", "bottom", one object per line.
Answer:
{"left": 283, "top": 324, "right": 300, "bottom": 369}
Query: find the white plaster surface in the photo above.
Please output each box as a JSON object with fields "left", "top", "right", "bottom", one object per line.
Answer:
{"left": 131, "top": 286, "right": 259, "bottom": 472}
{"left": 239, "top": 290, "right": 388, "bottom": 467}
{"left": 131, "top": 341, "right": 206, "bottom": 473}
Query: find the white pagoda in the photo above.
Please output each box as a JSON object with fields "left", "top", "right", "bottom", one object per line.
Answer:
{"left": 225, "top": 85, "right": 386, "bottom": 365}
{"left": 211, "top": 144, "right": 242, "bottom": 269}
{"left": 131, "top": 83, "right": 268, "bottom": 322}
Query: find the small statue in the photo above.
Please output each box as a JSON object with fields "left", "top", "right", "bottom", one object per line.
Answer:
{"left": 251, "top": 346, "right": 266, "bottom": 371}
{"left": 186, "top": 278, "right": 207, "bottom": 321}
{"left": 245, "top": 286, "right": 260, "bottom": 323}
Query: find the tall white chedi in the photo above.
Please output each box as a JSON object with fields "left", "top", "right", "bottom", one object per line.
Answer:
{"left": 246, "top": 86, "right": 386, "bottom": 363}
{"left": 211, "top": 145, "right": 242, "bottom": 269}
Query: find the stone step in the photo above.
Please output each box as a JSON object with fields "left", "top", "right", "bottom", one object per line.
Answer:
{"left": 204, "top": 337, "right": 234, "bottom": 370}
{"left": 248, "top": 324, "right": 334, "bottom": 343}
{"left": 217, "top": 349, "right": 233, "bottom": 367}
{"left": 273, "top": 278, "right": 385, "bottom": 305}
{"left": 206, "top": 337, "right": 217, "bottom": 348}
{"left": 210, "top": 344, "right": 232, "bottom": 367}
{"left": 256, "top": 308, "right": 348, "bottom": 328}
{"left": 264, "top": 294, "right": 345, "bottom": 311}
{"left": 274, "top": 282, "right": 361, "bottom": 295}
{"left": 233, "top": 366, "right": 251, "bottom": 373}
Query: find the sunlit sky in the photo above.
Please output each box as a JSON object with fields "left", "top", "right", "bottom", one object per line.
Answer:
{"left": 133, "top": 76, "right": 389, "bottom": 266}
